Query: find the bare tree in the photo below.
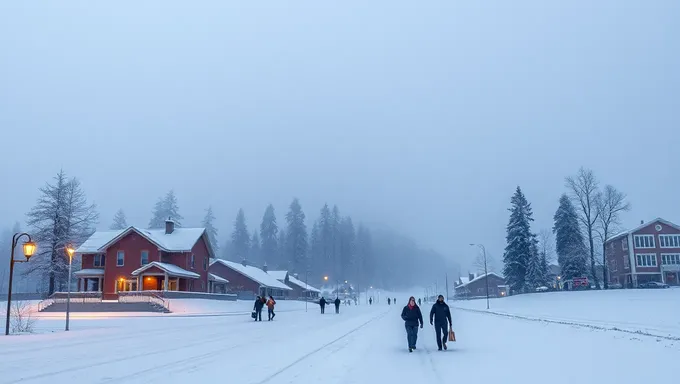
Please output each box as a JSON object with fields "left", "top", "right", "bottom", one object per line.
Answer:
{"left": 538, "top": 229, "right": 555, "bottom": 265}
{"left": 566, "top": 167, "right": 601, "bottom": 288}
{"left": 10, "top": 300, "right": 37, "bottom": 334}
{"left": 25, "top": 170, "right": 98, "bottom": 295}
{"left": 596, "top": 185, "right": 631, "bottom": 289}
{"left": 473, "top": 250, "right": 496, "bottom": 274}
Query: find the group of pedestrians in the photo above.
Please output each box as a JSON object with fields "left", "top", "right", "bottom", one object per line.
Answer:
{"left": 400, "top": 295, "right": 452, "bottom": 353}
{"left": 252, "top": 295, "right": 277, "bottom": 321}
{"left": 318, "top": 296, "right": 341, "bottom": 314}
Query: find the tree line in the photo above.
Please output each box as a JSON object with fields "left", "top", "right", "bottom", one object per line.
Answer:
{"left": 502, "top": 167, "right": 630, "bottom": 293}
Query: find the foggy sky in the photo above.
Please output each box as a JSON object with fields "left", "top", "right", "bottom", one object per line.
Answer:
{"left": 1, "top": 0, "right": 678, "bottom": 271}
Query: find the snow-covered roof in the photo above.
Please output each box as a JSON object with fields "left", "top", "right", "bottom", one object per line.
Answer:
{"left": 459, "top": 276, "right": 470, "bottom": 284}
{"left": 75, "top": 230, "right": 125, "bottom": 253}
{"left": 267, "top": 270, "right": 288, "bottom": 281}
{"left": 287, "top": 275, "right": 321, "bottom": 293}
{"left": 210, "top": 259, "right": 292, "bottom": 290}
{"left": 73, "top": 268, "right": 105, "bottom": 276}
{"left": 209, "top": 273, "right": 229, "bottom": 284}
{"left": 76, "top": 226, "right": 213, "bottom": 257}
{"left": 608, "top": 218, "right": 680, "bottom": 242}
{"left": 455, "top": 272, "right": 505, "bottom": 289}
{"left": 131, "top": 261, "right": 200, "bottom": 279}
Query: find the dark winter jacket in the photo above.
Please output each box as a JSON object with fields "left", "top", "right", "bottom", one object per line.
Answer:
{"left": 429, "top": 301, "right": 452, "bottom": 325}
{"left": 319, "top": 298, "right": 327, "bottom": 306}
{"left": 401, "top": 305, "right": 424, "bottom": 327}
{"left": 254, "top": 298, "right": 265, "bottom": 311}
{"left": 334, "top": 298, "right": 341, "bottom": 306}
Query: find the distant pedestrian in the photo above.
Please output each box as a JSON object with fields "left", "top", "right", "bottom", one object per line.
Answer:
{"left": 334, "top": 297, "right": 341, "bottom": 314}
{"left": 266, "top": 295, "right": 276, "bottom": 321}
{"left": 418, "top": 298, "right": 421, "bottom": 306}
{"left": 430, "top": 295, "right": 452, "bottom": 351}
{"left": 394, "top": 298, "right": 396, "bottom": 304}
{"left": 369, "top": 297, "right": 373, "bottom": 305}
{"left": 401, "top": 296, "right": 423, "bottom": 352}
{"left": 253, "top": 296, "right": 264, "bottom": 322}
{"left": 319, "top": 296, "right": 327, "bottom": 314}
{"left": 387, "top": 298, "right": 391, "bottom": 305}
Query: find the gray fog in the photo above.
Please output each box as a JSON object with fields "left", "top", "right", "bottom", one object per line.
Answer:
{"left": 1, "top": 0, "right": 678, "bottom": 271}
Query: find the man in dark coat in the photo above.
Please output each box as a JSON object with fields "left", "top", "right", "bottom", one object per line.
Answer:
{"left": 253, "top": 296, "right": 265, "bottom": 322}
{"left": 401, "top": 296, "right": 423, "bottom": 352}
{"left": 429, "top": 295, "right": 452, "bottom": 350}
{"left": 334, "top": 297, "right": 341, "bottom": 314}
{"left": 319, "top": 297, "right": 327, "bottom": 314}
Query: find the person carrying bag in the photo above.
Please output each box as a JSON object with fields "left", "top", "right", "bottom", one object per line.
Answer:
{"left": 429, "top": 295, "right": 453, "bottom": 351}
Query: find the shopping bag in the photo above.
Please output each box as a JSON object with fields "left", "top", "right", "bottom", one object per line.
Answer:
{"left": 448, "top": 327, "right": 456, "bottom": 342}
{"left": 251, "top": 311, "right": 257, "bottom": 319}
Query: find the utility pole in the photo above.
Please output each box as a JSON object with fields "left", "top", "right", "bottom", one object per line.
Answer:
{"left": 445, "top": 273, "right": 449, "bottom": 301}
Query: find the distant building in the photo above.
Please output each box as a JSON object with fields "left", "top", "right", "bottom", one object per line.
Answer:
{"left": 454, "top": 272, "right": 507, "bottom": 299}
{"left": 209, "top": 259, "right": 292, "bottom": 299}
{"left": 605, "top": 218, "right": 680, "bottom": 287}
{"left": 268, "top": 270, "right": 321, "bottom": 299}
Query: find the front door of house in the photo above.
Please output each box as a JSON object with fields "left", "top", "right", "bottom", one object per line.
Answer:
{"left": 168, "top": 279, "right": 178, "bottom": 291}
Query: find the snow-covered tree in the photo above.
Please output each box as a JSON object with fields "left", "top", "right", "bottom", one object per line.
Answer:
{"left": 277, "top": 228, "right": 286, "bottom": 269}
{"left": 553, "top": 194, "right": 588, "bottom": 280}
{"left": 260, "top": 204, "right": 278, "bottom": 266}
{"left": 110, "top": 209, "right": 128, "bottom": 230}
{"left": 566, "top": 167, "right": 601, "bottom": 288}
{"left": 330, "top": 205, "right": 341, "bottom": 277}
{"left": 231, "top": 209, "right": 250, "bottom": 262}
{"left": 473, "top": 251, "right": 496, "bottom": 274}
{"left": 250, "top": 230, "right": 261, "bottom": 267}
{"left": 525, "top": 237, "right": 544, "bottom": 289}
{"left": 202, "top": 206, "right": 219, "bottom": 255}
{"left": 595, "top": 185, "right": 630, "bottom": 289}
{"left": 26, "top": 170, "right": 99, "bottom": 294}
{"left": 309, "top": 221, "right": 321, "bottom": 276}
{"left": 317, "top": 204, "right": 333, "bottom": 278}
{"left": 339, "top": 216, "right": 356, "bottom": 281}
{"left": 149, "top": 190, "right": 183, "bottom": 228}
{"left": 355, "top": 224, "right": 374, "bottom": 288}
{"left": 502, "top": 186, "right": 536, "bottom": 293}
{"left": 285, "top": 198, "right": 308, "bottom": 274}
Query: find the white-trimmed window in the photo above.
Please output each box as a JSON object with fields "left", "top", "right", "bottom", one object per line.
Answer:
{"left": 659, "top": 235, "right": 680, "bottom": 248}
{"left": 636, "top": 253, "right": 657, "bottom": 267}
{"left": 634, "top": 235, "right": 655, "bottom": 249}
{"left": 623, "top": 255, "right": 630, "bottom": 269}
{"left": 117, "top": 251, "right": 125, "bottom": 266}
{"left": 662, "top": 253, "right": 680, "bottom": 265}
{"left": 94, "top": 254, "right": 105, "bottom": 267}
{"left": 141, "top": 250, "right": 149, "bottom": 265}
{"left": 622, "top": 238, "right": 628, "bottom": 251}
{"left": 190, "top": 254, "right": 196, "bottom": 269}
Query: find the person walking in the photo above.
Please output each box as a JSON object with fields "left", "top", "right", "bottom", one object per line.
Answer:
{"left": 393, "top": 298, "right": 396, "bottom": 304}
{"left": 387, "top": 298, "right": 391, "bottom": 305}
{"left": 429, "top": 295, "right": 452, "bottom": 351}
{"left": 266, "top": 295, "right": 276, "bottom": 321}
{"left": 334, "top": 297, "right": 341, "bottom": 314}
{"left": 369, "top": 297, "right": 373, "bottom": 305}
{"left": 401, "top": 296, "right": 423, "bottom": 352}
{"left": 417, "top": 298, "right": 422, "bottom": 306}
{"left": 319, "top": 296, "right": 327, "bottom": 314}
{"left": 253, "top": 296, "right": 264, "bottom": 322}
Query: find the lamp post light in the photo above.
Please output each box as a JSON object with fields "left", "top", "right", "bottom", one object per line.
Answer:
{"left": 5, "top": 233, "right": 37, "bottom": 336}
{"left": 470, "top": 243, "right": 490, "bottom": 310}
{"left": 65, "top": 244, "right": 76, "bottom": 331}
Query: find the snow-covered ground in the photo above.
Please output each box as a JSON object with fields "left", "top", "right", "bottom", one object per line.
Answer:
{"left": 0, "top": 293, "right": 678, "bottom": 383}
{"left": 453, "top": 288, "right": 680, "bottom": 338}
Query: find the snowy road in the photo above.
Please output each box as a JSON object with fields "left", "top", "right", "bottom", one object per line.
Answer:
{"left": 1, "top": 302, "right": 677, "bottom": 383}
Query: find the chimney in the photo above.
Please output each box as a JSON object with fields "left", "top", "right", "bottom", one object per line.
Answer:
{"left": 469, "top": 273, "right": 475, "bottom": 281}
{"left": 241, "top": 258, "right": 247, "bottom": 267}
{"left": 640, "top": 219, "right": 644, "bottom": 225}
{"left": 263, "top": 262, "right": 268, "bottom": 272}
{"left": 165, "top": 217, "right": 175, "bottom": 234}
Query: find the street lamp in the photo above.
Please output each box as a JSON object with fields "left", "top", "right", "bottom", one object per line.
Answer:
{"left": 65, "top": 244, "right": 76, "bottom": 331}
{"left": 5, "top": 233, "right": 37, "bottom": 336}
{"left": 470, "top": 243, "right": 490, "bottom": 310}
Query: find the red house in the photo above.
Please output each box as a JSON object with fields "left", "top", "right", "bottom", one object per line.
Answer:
{"left": 268, "top": 270, "right": 320, "bottom": 299}
{"left": 74, "top": 219, "right": 215, "bottom": 300}
{"left": 209, "top": 259, "right": 292, "bottom": 298}
{"left": 605, "top": 218, "right": 680, "bottom": 287}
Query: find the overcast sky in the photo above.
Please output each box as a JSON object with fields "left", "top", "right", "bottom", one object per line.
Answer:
{"left": 1, "top": 0, "right": 678, "bottom": 270}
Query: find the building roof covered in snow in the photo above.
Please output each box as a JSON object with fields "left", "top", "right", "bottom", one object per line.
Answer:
{"left": 210, "top": 259, "right": 292, "bottom": 290}
{"left": 455, "top": 272, "right": 505, "bottom": 289}
{"left": 287, "top": 275, "right": 321, "bottom": 293}
{"left": 209, "top": 273, "right": 229, "bottom": 283}
{"left": 267, "top": 270, "right": 288, "bottom": 281}
{"left": 131, "top": 261, "right": 200, "bottom": 279}
{"left": 75, "top": 226, "right": 214, "bottom": 258}
{"left": 608, "top": 217, "right": 680, "bottom": 242}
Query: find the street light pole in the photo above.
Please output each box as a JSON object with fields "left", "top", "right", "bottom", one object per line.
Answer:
{"left": 65, "top": 245, "right": 75, "bottom": 331}
{"left": 470, "top": 243, "right": 490, "bottom": 310}
{"left": 5, "top": 233, "right": 37, "bottom": 336}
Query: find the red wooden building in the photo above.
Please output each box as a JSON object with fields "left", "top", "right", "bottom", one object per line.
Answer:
{"left": 605, "top": 218, "right": 680, "bottom": 287}
{"left": 209, "top": 259, "right": 292, "bottom": 298}
{"left": 74, "top": 219, "right": 216, "bottom": 300}
{"left": 268, "top": 270, "right": 320, "bottom": 299}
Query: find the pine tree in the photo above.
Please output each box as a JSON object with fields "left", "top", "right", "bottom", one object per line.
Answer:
{"left": 202, "top": 206, "right": 219, "bottom": 255}
{"left": 149, "top": 190, "right": 183, "bottom": 228}
{"left": 330, "top": 205, "right": 341, "bottom": 279}
{"left": 339, "top": 216, "right": 356, "bottom": 281}
{"left": 277, "top": 228, "right": 286, "bottom": 269}
{"left": 524, "top": 237, "right": 543, "bottom": 289}
{"left": 553, "top": 194, "right": 588, "bottom": 280}
{"left": 285, "top": 198, "right": 308, "bottom": 274}
{"left": 502, "top": 186, "right": 535, "bottom": 293}
{"left": 309, "top": 221, "right": 321, "bottom": 277}
{"left": 110, "top": 209, "right": 128, "bottom": 230}
{"left": 318, "top": 204, "right": 333, "bottom": 278}
{"left": 260, "top": 204, "right": 278, "bottom": 266}
{"left": 26, "top": 170, "right": 99, "bottom": 294}
{"left": 231, "top": 209, "right": 250, "bottom": 262}
{"left": 356, "top": 224, "right": 374, "bottom": 288}
{"left": 251, "top": 230, "right": 261, "bottom": 267}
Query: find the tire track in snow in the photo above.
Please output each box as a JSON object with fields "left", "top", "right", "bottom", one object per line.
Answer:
{"left": 255, "top": 309, "right": 391, "bottom": 384}
{"left": 454, "top": 307, "right": 680, "bottom": 341}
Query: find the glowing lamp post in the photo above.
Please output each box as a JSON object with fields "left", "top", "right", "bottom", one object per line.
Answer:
{"left": 65, "top": 244, "right": 76, "bottom": 331}
{"left": 5, "top": 233, "right": 37, "bottom": 336}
